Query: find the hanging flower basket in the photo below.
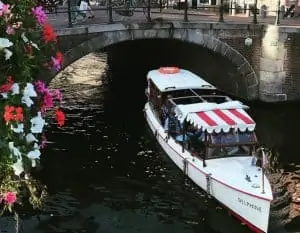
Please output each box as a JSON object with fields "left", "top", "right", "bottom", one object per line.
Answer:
{"left": 0, "top": 0, "right": 65, "bottom": 216}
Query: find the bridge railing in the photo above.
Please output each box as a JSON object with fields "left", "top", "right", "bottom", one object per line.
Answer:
{"left": 44, "top": 0, "right": 297, "bottom": 29}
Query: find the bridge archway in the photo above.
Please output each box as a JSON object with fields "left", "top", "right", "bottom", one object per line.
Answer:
{"left": 54, "top": 27, "right": 258, "bottom": 99}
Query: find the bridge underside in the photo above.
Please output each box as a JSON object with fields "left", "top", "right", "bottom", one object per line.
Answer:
{"left": 106, "top": 39, "right": 251, "bottom": 100}
{"left": 51, "top": 25, "right": 259, "bottom": 100}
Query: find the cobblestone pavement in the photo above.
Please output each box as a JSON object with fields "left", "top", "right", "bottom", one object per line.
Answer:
{"left": 47, "top": 6, "right": 300, "bottom": 29}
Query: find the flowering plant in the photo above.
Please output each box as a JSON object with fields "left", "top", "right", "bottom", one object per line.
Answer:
{"left": 0, "top": 0, "right": 65, "bottom": 215}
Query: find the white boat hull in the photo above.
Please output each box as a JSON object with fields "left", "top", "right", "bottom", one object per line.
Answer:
{"left": 144, "top": 102, "right": 272, "bottom": 233}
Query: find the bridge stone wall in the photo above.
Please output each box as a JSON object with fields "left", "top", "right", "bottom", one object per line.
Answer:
{"left": 51, "top": 22, "right": 300, "bottom": 102}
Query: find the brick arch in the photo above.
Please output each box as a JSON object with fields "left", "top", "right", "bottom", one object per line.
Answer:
{"left": 50, "top": 27, "right": 258, "bottom": 99}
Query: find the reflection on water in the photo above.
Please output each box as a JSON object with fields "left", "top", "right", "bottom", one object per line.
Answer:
{"left": 1, "top": 53, "right": 299, "bottom": 233}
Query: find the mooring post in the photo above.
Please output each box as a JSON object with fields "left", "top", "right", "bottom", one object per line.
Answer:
{"left": 253, "top": 0, "right": 258, "bottom": 24}
{"left": 147, "top": 0, "right": 151, "bottom": 22}
{"left": 67, "top": 0, "right": 73, "bottom": 27}
{"left": 184, "top": 0, "right": 188, "bottom": 22}
{"left": 275, "top": 0, "right": 280, "bottom": 25}
{"left": 219, "top": 0, "right": 224, "bottom": 22}
{"left": 108, "top": 0, "right": 113, "bottom": 23}
{"left": 159, "top": 0, "right": 162, "bottom": 12}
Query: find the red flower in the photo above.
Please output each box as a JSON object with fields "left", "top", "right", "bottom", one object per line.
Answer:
{"left": 55, "top": 51, "right": 63, "bottom": 65}
{"left": 43, "top": 24, "right": 57, "bottom": 43}
{"left": 4, "top": 106, "right": 14, "bottom": 123}
{"left": 55, "top": 108, "right": 65, "bottom": 127}
{"left": 15, "top": 107, "right": 24, "bottom": 121}
{"left": 3, "top": 105, "right": 24, "bottom": 124}
{"left": 0, "top": 76, "right": 13, "bottom": 93}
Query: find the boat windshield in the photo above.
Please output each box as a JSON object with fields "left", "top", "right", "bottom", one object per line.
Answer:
{"left": 209, "top": 131, "right": 256, "bottom": 145}
{"left": 206, "top": 130, "right": 257, "bottom": 158}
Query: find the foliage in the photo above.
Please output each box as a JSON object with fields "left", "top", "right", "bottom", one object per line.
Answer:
{"left": 0, "top": 0, "right": 65, "bottom": 214}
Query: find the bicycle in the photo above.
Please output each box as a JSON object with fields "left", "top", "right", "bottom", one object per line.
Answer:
{"left": 111, "top": 0, "right": 148, "bottom": 19}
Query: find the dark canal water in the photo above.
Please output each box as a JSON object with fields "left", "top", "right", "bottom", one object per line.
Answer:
{"left": 2, "top": 41, "right": 300, "bottom": 233}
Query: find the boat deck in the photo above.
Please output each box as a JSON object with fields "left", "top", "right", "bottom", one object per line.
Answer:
{"left": 205, "top": 156, "right": 273, "bottom": 201}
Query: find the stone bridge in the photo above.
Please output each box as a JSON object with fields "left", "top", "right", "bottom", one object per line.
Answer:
{"left": 51, "top": 21, "right": 300, "bottom": 102}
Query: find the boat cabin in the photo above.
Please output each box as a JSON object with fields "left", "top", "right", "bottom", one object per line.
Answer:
{"left": 146, "top": 67, "right": 258, "bottom": 160}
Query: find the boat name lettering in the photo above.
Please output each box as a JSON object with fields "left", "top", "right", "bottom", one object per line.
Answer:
{"left": 238, "top": 198, "right": 262, "bottom": 212}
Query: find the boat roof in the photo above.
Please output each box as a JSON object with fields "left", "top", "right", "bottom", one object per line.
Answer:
{"left": 147, "top": 68, "right": 216, "bottom": 92}
{"left": 174, "top": 101, "right": 256, "bottom": 133}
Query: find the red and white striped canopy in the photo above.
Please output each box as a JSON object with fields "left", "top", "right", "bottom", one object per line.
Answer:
{"left": 174, "top": 102, "right": 256, "bottom": 133}
{"left": 187, "top": 108, "right": 255, "bottom": 133}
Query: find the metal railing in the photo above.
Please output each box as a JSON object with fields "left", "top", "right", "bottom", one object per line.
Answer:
{"left": 43, "top": 0, "right": 294, "bottom": 28}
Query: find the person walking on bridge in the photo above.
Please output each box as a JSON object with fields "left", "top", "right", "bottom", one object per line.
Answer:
{"left": 76, "top": 0, "right": 95, "bottom": 19}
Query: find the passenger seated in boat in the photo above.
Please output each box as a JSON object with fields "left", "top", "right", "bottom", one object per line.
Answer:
{"left": 239, "top": 131, "right": 255, "bottom": 143}
{"left": 160, "top": 95, "right": 172, "bottom": 125}
{"left": 221, "top": 129, "right": 239, "bottom": 155}
{"left": 164, "top": 110, "right": 181, "bottom": 138}
{"left": 189, "top": 134, "right": 205, "bottom": 157}
{"left": 211, "top": 132, "right": 222, "bottom": 144}
{"left": 186, "top": 126, "right": 204, "bottom": 140}
{"left": 221, "top": 129, "right": 238, "bottom": 143}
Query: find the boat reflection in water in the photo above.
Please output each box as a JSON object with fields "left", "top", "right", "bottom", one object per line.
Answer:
{"left": 144, "top": 67, "right": 273, "bottom": 233}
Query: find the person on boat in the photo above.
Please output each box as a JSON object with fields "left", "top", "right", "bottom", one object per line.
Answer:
{"left": 160, "top": 94, "right": 172, "bottom": 125}
{"left": 188, "top": 130, "right": 205, "bottom": 157}
{"left": 221, "top": 129, "right": 239, "bottom": 144}
{"left": 164, "top": 109, "right": 181, "bottom": 138}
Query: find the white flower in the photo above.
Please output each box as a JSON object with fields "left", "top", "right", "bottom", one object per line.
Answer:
{"left": 3, "top": 48, "right": 12, "bottom": 60}
{"left": 22, "top": 95, "right": 34, "bottom": 107}
{"left": 27, "top": 143, "right": 41, "bottom": 168}
{"left": 11, "top": 83, "right": 20, "bottom": 95}
{"left": 23, "top": 83, "right": 37, "bottom": 97}
{"left": 22, "top": 83, "right": 37, "bottom": 107}
{"left": 31, "top": 42, "right": 39, "bottom": 50}
{"left": 12, "top": 158, "right": 24, "bottom": 176}
{"left": 21, "top": 33, "right": 40, "bottom": 51}
{"left": 0, "top": 38, "right": 13, "bottom": 49}
{"left": 27, "top": 149, "right": 40, "bottom": 160}
{"left": 27, "top": 143, "right": 40, "bottom": 158}
{"left": 8, "top": 142, "right": 22, "bottom": 158}
{"left": 26, "top": 133, "right": 38, "bottom": 143}
{"left": 30, "top": 112, "right": 46, "bottom": 133}
{"left": 31, "top": 159, "right": 36, "bottom": 167}
{"left": 11, "top": 123, "right": 24, "bottom": 133}
{"left": 1, "top": 93, "right": 8, "bottom": 98}
{"left": 21, "top": 33, "right": 29, "bottom": 43}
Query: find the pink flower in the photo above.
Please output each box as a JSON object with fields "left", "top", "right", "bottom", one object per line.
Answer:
{"left": 6, "top": 26, "right": 15, "bottom": 35}
{"left": 32, "top": 6, "right": 47, "bottom": 25}
{"left": 52, "top": 89, "right": 63, "bottom": 103}
{"left": 40, "top": 134, "right": 47, "bottom": 149}
{"left": 43, "top": 90, "right": 53, "bottom": 110}
{"left": 34, "top": 80, "right": 47, "bottom": 94}
{"left": 51, "top": 56, "right": 61, "bottom": 71}
{"left": 0, "top": 4, "right": 11, "bottom": 15}
{"left": 4, "top": 192, "right": 16, "bottom": 205}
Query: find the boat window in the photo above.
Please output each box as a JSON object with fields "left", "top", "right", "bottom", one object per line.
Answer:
{"left": 207, "top": 146, "right": 251, "bottom": 158}
{"left": 201, "top": 95, "right": 230, "bottom": 104}
{"left": 171, "top": 96, "right": 204, "bottom": 105}
{"left": 149, "top": 80, "right": 162, "bottom": 111}
{"left": 209, "top": 131, "right": 256, "bottom": 146}
{"left": 164, "top": 89, "right": 196, "bottom": 98}
{"left": 192, "top": 89, "right": 225, "bottom": 96}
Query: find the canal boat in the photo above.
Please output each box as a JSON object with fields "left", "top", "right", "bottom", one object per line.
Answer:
{"left": 144, "top": 67, "right": 273, "bottom": 233}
